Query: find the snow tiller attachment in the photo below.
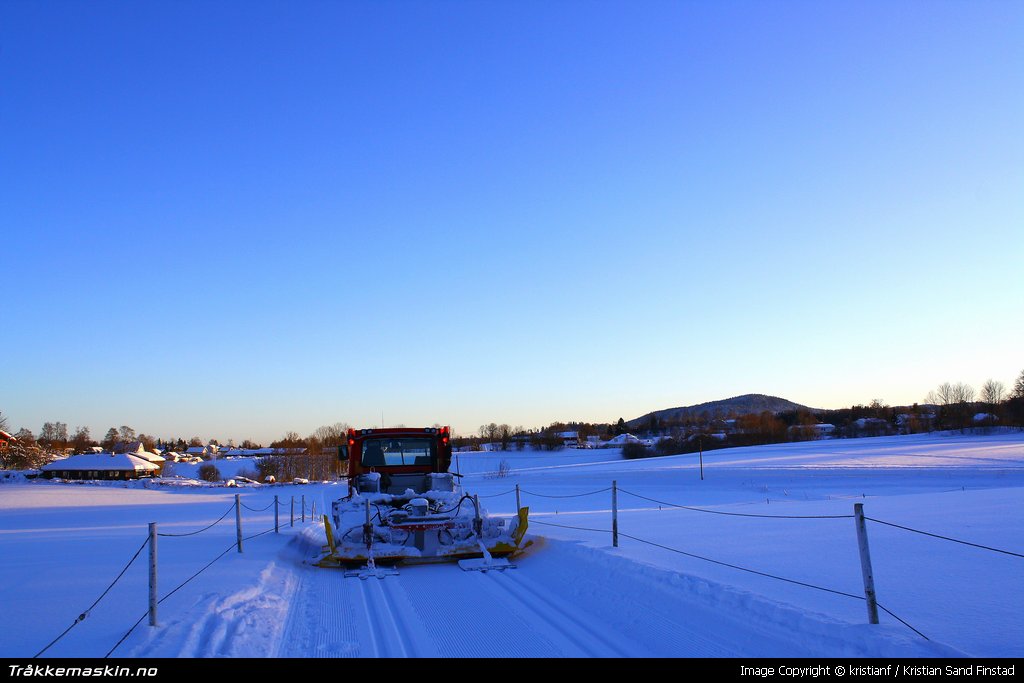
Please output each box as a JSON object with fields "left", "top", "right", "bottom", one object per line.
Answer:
{"left": 317, "top": 427, "right": 529, "bottom": 576}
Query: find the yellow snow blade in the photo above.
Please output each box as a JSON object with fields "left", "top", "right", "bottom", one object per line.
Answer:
{"left": 316, "top": 514, "right": 342, "bottom": 567}
{"left": 513, "top": 506, "right": 529, "bottom": 546}
{"left": 323, "top": 514, "right": 337, "bottom": 555}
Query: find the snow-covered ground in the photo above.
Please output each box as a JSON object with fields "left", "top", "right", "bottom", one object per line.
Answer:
{"left": 1, "top": 431, "right": 1021, "bottom": 658}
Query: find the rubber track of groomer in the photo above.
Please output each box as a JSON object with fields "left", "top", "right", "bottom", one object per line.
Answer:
{"left": 277, "top": 530, "right": 821, "bottom": 657}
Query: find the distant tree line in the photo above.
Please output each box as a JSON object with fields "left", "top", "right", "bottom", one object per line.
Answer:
{"left": 619, "top": 370, "right": 1024, "bottom": 459}
{"left": 463, "top": 370, "right": 1024, "bottom": 460}
{"left": 3, "top": 368, "right": 1023, "bottom": 471}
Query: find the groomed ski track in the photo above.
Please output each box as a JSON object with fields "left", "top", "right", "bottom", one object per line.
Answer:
{"left": 276, "top": 527, "right": 832, "bottom": 658}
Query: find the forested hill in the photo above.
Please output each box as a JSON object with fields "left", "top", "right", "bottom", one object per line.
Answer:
{"left": 628, "top": 394, "right": 815, "bottom": 427}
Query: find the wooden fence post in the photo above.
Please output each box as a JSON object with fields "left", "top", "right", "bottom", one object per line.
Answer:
{"left": 612, "top": 480, "right": 619, "bottom": 548}
{"left": 235, "top": 494, "right": 243, "bottom": 553}
{"left": 854, "top": 503, "right": 879, "bottom": 624}
{"left": 148, "top": 523, "right": 158, "bottom": 627}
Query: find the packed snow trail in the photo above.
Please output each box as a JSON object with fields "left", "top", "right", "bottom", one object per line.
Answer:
{"left": 275, "top": 526, "right": 941, "bottom": 658}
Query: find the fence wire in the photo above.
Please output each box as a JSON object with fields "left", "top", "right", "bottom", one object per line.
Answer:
{"left": 531, "top": 519, "right": 611, "bottom": 534}
{"left": 618, "top": 488, "right": 854, "bottom": 520}
{"left": 106, "top": 525, "right": 278, "bottom": 658}
{"left": 34, "top": 536, "right": 150, "bottom": 658}
{"left": 520, "top": 486, "right": 612, "bottom": 499}
{"left": 525, "top": 498, "right": 931, "bottom": 643}
{"left": 865, "top": 516, "right": 1024, "bottom": 559}
{"left": 477, "top": 489, "right": 517, "bottom": 499}
{"left": 240, "top": 499, "right": 277, "bottom": 513}
{"left": 157, "top": 503, "right": 236, "bottom": 537}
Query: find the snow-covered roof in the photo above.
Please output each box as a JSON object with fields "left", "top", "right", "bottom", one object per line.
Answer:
{"left": 133, "top": 451, "right": 167, "bottom": 463}
{"left": 605, "top": 433, "right": 641, "bottom": 445}
{"left": 556, "top": 431, "right": 579, "bottom": 439}
{"left": 223, "top": 448, "right": 268, "bottom": 457}
{"left": 0, "top": 430, "right": 14, "bottom": 441}
{"left": 40, "top": 453, "right": 160, "bottom": 472}
{"left": 186, "top": 446, "right": 207, "bottom": 454}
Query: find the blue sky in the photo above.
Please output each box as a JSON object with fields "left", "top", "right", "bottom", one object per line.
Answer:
{"left": 2, "top": 1, "right": 1021, "bottom": 443}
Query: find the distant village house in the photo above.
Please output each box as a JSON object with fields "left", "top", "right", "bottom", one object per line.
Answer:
{"left": 40, "top": 453, "right": 160, "bottom": 480}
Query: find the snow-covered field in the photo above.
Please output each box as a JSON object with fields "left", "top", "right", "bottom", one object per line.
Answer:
{"left": 1, "top": 431, "right": 1021, "bottom": 658}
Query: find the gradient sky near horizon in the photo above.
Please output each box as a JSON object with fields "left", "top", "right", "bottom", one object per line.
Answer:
{"left": 2, "top": 1, "right": 1022, "bottom": 443}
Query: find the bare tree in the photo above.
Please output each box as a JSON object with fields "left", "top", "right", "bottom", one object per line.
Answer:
{"left": 309, "top": 422, "right": 349, "bottom": 446}
{"left": 981, "top": 379, "right": 1006, "bottom": 406}
{"left": 954, "top": 383, "right": 975, "bottom": 404}
{"left": 55, "top": 422, "right": 68, "bottom": 447}
{"left": 929, "top": 382, "right": 976, "bottom": 430}
{"left": 869, "top": 399, "right": 888, "bottom": 420}
{"left": 933, "top": 383, "right": 956, "bottom": 406}
{"left": 271, "top": 431, "right": 303, "bottom": 448}
{"left": 102, "top": 427, "right": 119, "bottom": 451}
{"left": 498, "top": 424, "right": 513, "bottom": 450}
{"left": 39, "top": 422, "right": 56, "bottom": 446}
{"left": 1013, "top": 370, "right": 1024, "bottom": 400}
{"left": 0, "top": 411, "right": 8, "bottom": 433}
{"left": 71, "top": 426, "right": 93, "bottom": 453}
{"left": 119, "top": 425, "right": 136, "bottom": 443}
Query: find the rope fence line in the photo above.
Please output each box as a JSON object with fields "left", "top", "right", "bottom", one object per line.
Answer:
{"left": 864, "top": 516, "right": 1024, "bottom": 559}
{"left": 520, "top": 486, "right": 612, "bottom": 499}
{"left": 106, "top": 525, "right": 279, "bottom": 658}
{"left": 531, "top": 519, "right": 611, "bottom": 534}
{"left": 240, "top": 499, "right": 277, "bottom": 513}
{"left": 617, "top": 488, "right": 854, "bottom": 520}
{"left": 515, "top": 482, "right": 948, "bottom": 641}
{"left": 35, "top": 491, "right": 302, "bottom": 659}
{"left": 477, "top": 489, "right": 517, "bottom": 499}
{"left": 877, "top": 603, "right": 930, "bottom": 641}
{"left": 33, "top": 536, "right": 150, "bottom": 658}
{"left": 156, "top": 503, "right": 236, "bottom": 537}
{"left": 616, "top": 531, "right": 864, "bottom": 601}
{"left": 614, "top": 531, "right": 930, "bottom": 641}
{"left": 525, "top": 508, "right": 932, "bottom": 641}
{"left": 506, "top": 486, "right": 1019, "bottom": 560}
